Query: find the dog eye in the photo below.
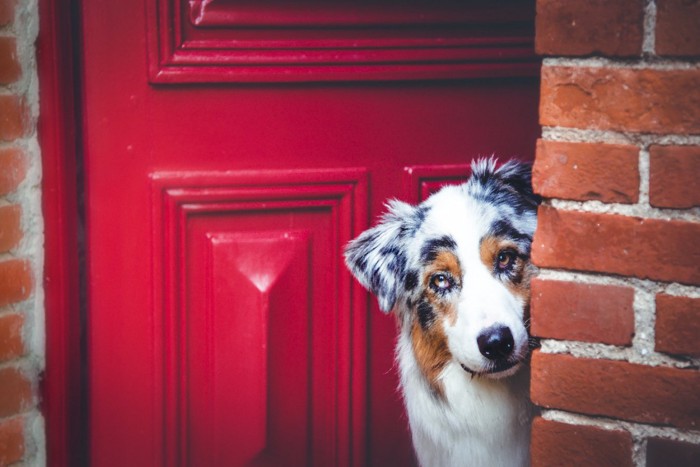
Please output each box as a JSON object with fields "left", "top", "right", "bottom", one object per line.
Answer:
{"left": 496, "top": 250, "right": 517, "bottom": 271}
{"left": 431, "top": 273, "right": 452, "bottom": 291}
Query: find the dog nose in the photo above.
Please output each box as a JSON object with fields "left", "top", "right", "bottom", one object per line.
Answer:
{"left": 477, "top": 325, "right": 514, "bottom": 360}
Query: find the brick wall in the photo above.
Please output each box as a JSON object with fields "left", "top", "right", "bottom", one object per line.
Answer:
{"left": 530, "top": 1, "right": 700, "bottom": 466}
{"left": 0, "top": 0, "right": 45, "bottom": 465}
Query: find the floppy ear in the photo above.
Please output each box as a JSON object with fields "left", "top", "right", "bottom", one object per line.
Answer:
{"left": 344, "top": 200, "right": 415, "bottom": 313}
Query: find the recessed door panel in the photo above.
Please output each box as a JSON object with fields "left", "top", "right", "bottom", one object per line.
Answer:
{"left": 150, "top": 170, "right": 366, "bottom": 466}
{"left": 148, "top": 0, "right": 537, "bottom": 82}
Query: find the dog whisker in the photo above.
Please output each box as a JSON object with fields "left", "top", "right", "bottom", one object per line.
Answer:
{"left": 528, "top": 336, "right": 541, "bottom": 350}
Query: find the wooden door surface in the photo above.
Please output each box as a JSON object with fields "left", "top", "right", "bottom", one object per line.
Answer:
{"left": 80, "top": 1, "right": 540, "bottom": 465}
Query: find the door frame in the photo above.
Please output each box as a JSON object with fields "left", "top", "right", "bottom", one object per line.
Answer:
{"left": 38, "top": 0, "right": 84, "bottom": 465}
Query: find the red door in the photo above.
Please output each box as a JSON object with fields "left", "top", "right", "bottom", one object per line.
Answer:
{"left": 80, "top": 1, "right": 539, "bottom": 465}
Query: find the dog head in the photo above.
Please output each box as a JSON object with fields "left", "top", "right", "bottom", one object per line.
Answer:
{"left": 345, "top": 159, "right": 538, "bottom": 391}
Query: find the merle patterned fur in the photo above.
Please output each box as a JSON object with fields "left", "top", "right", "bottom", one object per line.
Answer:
{"left": 344, "top": 158, "right": 538, "bottom": 314}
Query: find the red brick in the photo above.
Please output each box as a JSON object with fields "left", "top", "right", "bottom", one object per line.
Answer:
{"left": 0, "top": 313, "right": 23, "bottom": 361}
{"left": 0, "top": 37, "right": 20, "bottom": 84}
{"left": 533, "top": 139, "right": 639, "bottom": 203}
{"left": 540, "top": 66, "right": 700, "bottom": 134}
{"left": 649, "top": 145, "right": 700, "bottom": 209}
{"left": 655, "top": 0, "right": 700, "bottom": 57}
{"left": 655, "top": 294, "right": 700, "bottom": 356}
{"left": 0, "top": 0, "right": 14, "bottom": 27}
{"left": 536, "top": 0, "right": 644, "bottom": 57}
{"left": 0, "top": 260, "right": 32, "bottom": 307}
{"left": 531, "top": 278, "right": 635, "bottom": 345}
{"left": 0, "top": 367, "right": 32, "bottom": 418}
{"left": 0, "top": 94, "right": 29, "bottom": 141}
{"left": 531, "top": 351, "right": 700, "bottom": 429}
{"left": 0, "top": 204, "right": 21, "bottom": 253}
{"left": 531, "top": 417, "right": 633, "bottom": 467}
{"left": 0, "top": 417, "right": 24, "bottom": 466}
{"left": 647, "top": 437, "right": 700, "bottom": 467}
{"left": 532, "top": 206, "right": 700, "bottom": 285}
{"left": 0, "top": 147, "right": 26, "bottom": 196}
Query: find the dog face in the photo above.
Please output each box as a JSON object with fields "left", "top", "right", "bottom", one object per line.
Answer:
{"left": 345, "top": 159, "right": 538, "bottom": 394}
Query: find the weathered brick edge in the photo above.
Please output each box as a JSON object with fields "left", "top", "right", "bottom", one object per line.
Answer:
{"left": 0, "top": 0, "right": 45, "bottom": 464}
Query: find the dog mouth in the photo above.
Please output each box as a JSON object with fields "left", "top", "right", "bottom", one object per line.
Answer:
{"left": 460, "top": 359, "right": 521, "bottom": 377}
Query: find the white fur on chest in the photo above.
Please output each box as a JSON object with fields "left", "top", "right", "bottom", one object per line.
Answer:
{"left": 397, "top": 333, "right": 531, "bottom": 467}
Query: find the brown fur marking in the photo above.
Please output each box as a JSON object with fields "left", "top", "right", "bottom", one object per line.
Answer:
{"left": 411, "top": 318, "right": 452, "bottom": 397}
{"left": 480, "top": 235, "right": 533, "bottom": 304}
{"left": 409, "top": 250, "right": 463, "bottom": 395}
{"left": 422, "top": 250, "right": 461, "bottom": 325}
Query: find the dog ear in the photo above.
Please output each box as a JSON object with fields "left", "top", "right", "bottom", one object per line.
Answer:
{"left": 344, "top": 200, "right": 416, "bottom": 313}
{"left": 470, "top": 158, "right": 540, "bottom": 211}
{"left": 494, "top": 159, "right": 540, "bottom": 208}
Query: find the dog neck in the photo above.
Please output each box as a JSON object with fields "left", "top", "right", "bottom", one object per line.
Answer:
{"left": 395, "top": 331, "right": 532, "bottom": 467}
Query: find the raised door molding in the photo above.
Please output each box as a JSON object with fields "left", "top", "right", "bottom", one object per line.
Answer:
{"left": 150, "top": 168, "right": 368, "bottom": 465}
{"left": 147, "top": 0, "right": 538, "bottom": 83}
{"left": 403, "top": 164, "right": 473, "bottom": 204}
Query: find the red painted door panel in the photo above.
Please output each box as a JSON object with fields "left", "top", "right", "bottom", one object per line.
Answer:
{"left": 80, "top": 1, "right": 539, "bottom": 465}
{"left": 151, "top": 170, "right": 366, "bottom": 465}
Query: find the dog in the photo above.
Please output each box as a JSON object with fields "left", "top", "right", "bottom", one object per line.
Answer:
{"left": 345, "top": 158, "right": 538, "bottom": 467}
